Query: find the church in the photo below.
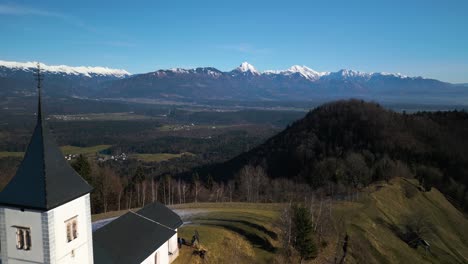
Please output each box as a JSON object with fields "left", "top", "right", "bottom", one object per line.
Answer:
{"left": 0, "top": 68, "right": 182, "bottom": 264}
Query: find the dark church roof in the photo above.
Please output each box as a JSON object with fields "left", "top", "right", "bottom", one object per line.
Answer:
{"left": 137, "top": 202, "right": 183, "bottom": 229}
{"left": 0, "top": 83, "right": 92, "bottom": 211}
{"left": 93, "top": 211, "right": 176, "bottom": 264}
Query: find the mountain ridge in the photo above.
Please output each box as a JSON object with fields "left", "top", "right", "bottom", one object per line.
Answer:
{"left": 101, "top": 62, "right": 460, "bottom": 103}
{"left": 0, "top": 59, "right": 436, "bottom": 81}
{"left": 1, "top": 60, "right": 467, "bottom": 104}
{"left": 156, "top": 62, "right": 423, "bottom": 81}
{"left": 0, "top": 60, "right": 131, "bottom": 78}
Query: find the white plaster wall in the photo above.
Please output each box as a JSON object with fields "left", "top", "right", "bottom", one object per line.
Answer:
{"left": 50, "top": 194, "right": 93, "bottom": 264}
{"left": 0, "top": 207, "right": 45, "bottom": 264}
{"left": 140, "top": 241, "right": 169, "bottom": 264}
{"left": 0, "top": 208, "right": 7, "bottom": 263}
{"left": 168, "top": 232, "right": 178, "bottom": 263}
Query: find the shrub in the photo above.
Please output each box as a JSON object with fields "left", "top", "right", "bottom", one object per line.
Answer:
{"left": 403, "top": 183, "right": 418, "bottom": 198}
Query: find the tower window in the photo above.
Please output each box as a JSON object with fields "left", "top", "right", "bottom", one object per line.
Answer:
{"left": 65, "top": 216, "right": 78, "bottom": 242}
{"left": 14, "top": 226, "right": 31, "bottom": 250}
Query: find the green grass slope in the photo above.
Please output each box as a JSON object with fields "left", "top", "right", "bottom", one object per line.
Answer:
{"left": 331, "top": 178, "right": 468, "bottom": 264}
{"left": 172, "top": 203, "right": 281, "bottom": 264}
{"left": 90, "top": 180, "right": 467, "bottom": 264}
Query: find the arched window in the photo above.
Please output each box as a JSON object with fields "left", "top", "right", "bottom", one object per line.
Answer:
{"left": 66, "top": 223, "right": 72, "bottom": 242}
{"left": 16, "top": 229, "right": 24, "bottom": 249}
{"left": 14, "top": 227, "right": 31, "bottom": 250}
{"left": 72, "top": 220, "right": 78, "bottom": 239}
{"left": 24, "top": 230, "right": 32, "bottom": 250}
{"left": 65, "top": 216, "right": 79, "bottom": 242}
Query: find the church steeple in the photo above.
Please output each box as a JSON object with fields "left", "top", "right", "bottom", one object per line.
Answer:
{"left": 0, "top": 64, "right": 93, "bottom": 210}
{"left": 35, "top": 62, "right": 43, "bottom": 122}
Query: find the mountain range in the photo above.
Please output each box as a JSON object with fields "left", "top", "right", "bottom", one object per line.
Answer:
{"left": 1, "top": 60, "right": 467, "bottom": 105}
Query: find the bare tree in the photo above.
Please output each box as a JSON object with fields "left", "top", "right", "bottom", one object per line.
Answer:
{"left": 167, "top": 175, "right": 172, "bottom": 205}
{"left": 136, "top": 184, "right": 141, "bottom": 207}
{"left": 276, "top": 202, "right": 294, "bottom": 261}
{"left": 177, "top": 179, "right": 182, "bottom": 204}
{"left": 127, "top": 191, "right": 132, "bottom": 209}
{"left": 401, "top": 212, "right": 434, "bottom": 248}
{"left": 238, "top": 165, "right": 268, "bottom": 202}
{"left": 219, "top": 182, "right": 225, "bottom": 202}
{"left": 151, "top": 177, "right": 155, "bottom": 203}
{"left": 116, "top": 176, "right": 125, "bottom": 211}
{"left": 163, "top": 176, "right": 167, "bottom": 204}
{"left": 99, "top": 166, "right": 118, "bottom": 213}
{"left": 192, "top": 173, "right": 201, "bottom": 203}
{"left": 141, "top": 180, "right": 147, "bottom": 207}
{"left": 154, "top": 176, "right": 159, "bottom": 203}
{"left": 182, "top": 181, "right": 187, "bottom": 203}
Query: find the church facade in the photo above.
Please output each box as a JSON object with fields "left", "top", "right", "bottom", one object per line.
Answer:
{"left": 0, "top": 70, "right": 182, "bottom": 264}
{"left": 0, "top": 195, "right": 94, "bottom": 264}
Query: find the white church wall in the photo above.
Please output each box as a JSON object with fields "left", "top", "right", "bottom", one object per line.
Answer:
{"left": 168, "top": 231, "right": 179, "bottom": 263}
{"left": 140, "top": 241, "right": 169, "bottom": 264}
{"left": 84, "top": 194, "right": 94, "bottom": 264}
{"left": 49, "top": 194, "right": 93, "bottom": 264}
{"left": 0, "top": 207, "right": 45, "bottom": 264}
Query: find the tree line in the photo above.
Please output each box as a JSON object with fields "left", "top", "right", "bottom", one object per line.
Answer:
{"left": 191, "top": 100, "right": 468, "bottom": 212}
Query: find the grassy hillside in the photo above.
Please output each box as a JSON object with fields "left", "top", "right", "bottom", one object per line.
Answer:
{"left": 172, "top": 179, "right": 468, "bottom": 264}
{"left": 328, "top": 178, "right": 468, "bottom": 264}
{"left": 90, "top": 178, "right": 468, "bottom": 263}
{"left": 171, "top": 203, "right": 281, "bottom": 264}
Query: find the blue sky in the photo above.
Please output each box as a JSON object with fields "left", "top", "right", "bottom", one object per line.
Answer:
{"left": 1, "top": 0, "right": 467, "bottom": 82}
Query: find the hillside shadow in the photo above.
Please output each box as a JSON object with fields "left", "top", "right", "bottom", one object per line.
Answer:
{"left": 208, "top": 218, "right": 278, "bottom": 240}
{"left": 375, "top": 217, "right": 422, "bottom": 248}
{"left": 203, "top": 223, "right": 277, "bottom": 253}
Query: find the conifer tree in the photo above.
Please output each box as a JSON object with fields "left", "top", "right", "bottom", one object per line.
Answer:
{"left": 71, "top": 154, "right": 92, "bottom": 184}
{"left": 293, "top": 205, "right": 318, "bottom": 263}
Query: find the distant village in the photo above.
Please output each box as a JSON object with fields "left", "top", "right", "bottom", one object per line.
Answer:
{"left": 51, "top": 114, "right": 91, "bottom": 121}
{"left": 65, "top": 153, "right": 128, "bottom": 162}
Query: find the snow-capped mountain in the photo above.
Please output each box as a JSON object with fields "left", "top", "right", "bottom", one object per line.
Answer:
{"left": 148, "top": 62, "right": 419, "bottom": 82}
{"left": 158, "top": 67, "right": 223, "bottom": 78}
{"left": 0, "top": 60, "right": 131, "bottom": 97}
{"left": 322, "top": 69, "right": 372, "bottom": 81}
{"left": 0, "top": 60, "right": 130, "bottom": 78}
{"left": 265, "top": 65, "right": 328, "bottom": 81}
{"left": 131, "top": 62, "right": 421, "bottom": 82}
{"left": 98, "top": 62, "right": 460, "bottom": 103}
{"left": 231, "top": 62, "right": 260, "bottom": 76}
{"left": 0, "top": 60, "right": 464, "bottom": 104}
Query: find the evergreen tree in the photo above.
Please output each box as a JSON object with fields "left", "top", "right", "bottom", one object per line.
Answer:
{"left": 71, "top": 154, "right": 92, "bottom": 184}
{"left": 292, "top": 205, "right": 317, "bottom": 262}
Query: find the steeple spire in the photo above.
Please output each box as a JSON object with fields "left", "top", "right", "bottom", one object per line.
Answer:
{"left": 34, "top": 63, "right": 43, "bottom": 120}
{"left": 0, "top": 63, "right": 93, "bottom": 210}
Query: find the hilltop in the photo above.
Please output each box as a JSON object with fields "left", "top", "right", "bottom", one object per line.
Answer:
{"left": 195, "top": 99, "right": 468, "bottom": 211}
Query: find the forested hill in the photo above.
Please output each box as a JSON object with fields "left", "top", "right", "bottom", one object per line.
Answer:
{"left": 196, "top": 99, "right": 468, "bottom": 210}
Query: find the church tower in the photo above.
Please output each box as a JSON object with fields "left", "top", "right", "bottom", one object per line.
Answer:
{"left": 0, "top": 65, "right": 94, "bottom": 264}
